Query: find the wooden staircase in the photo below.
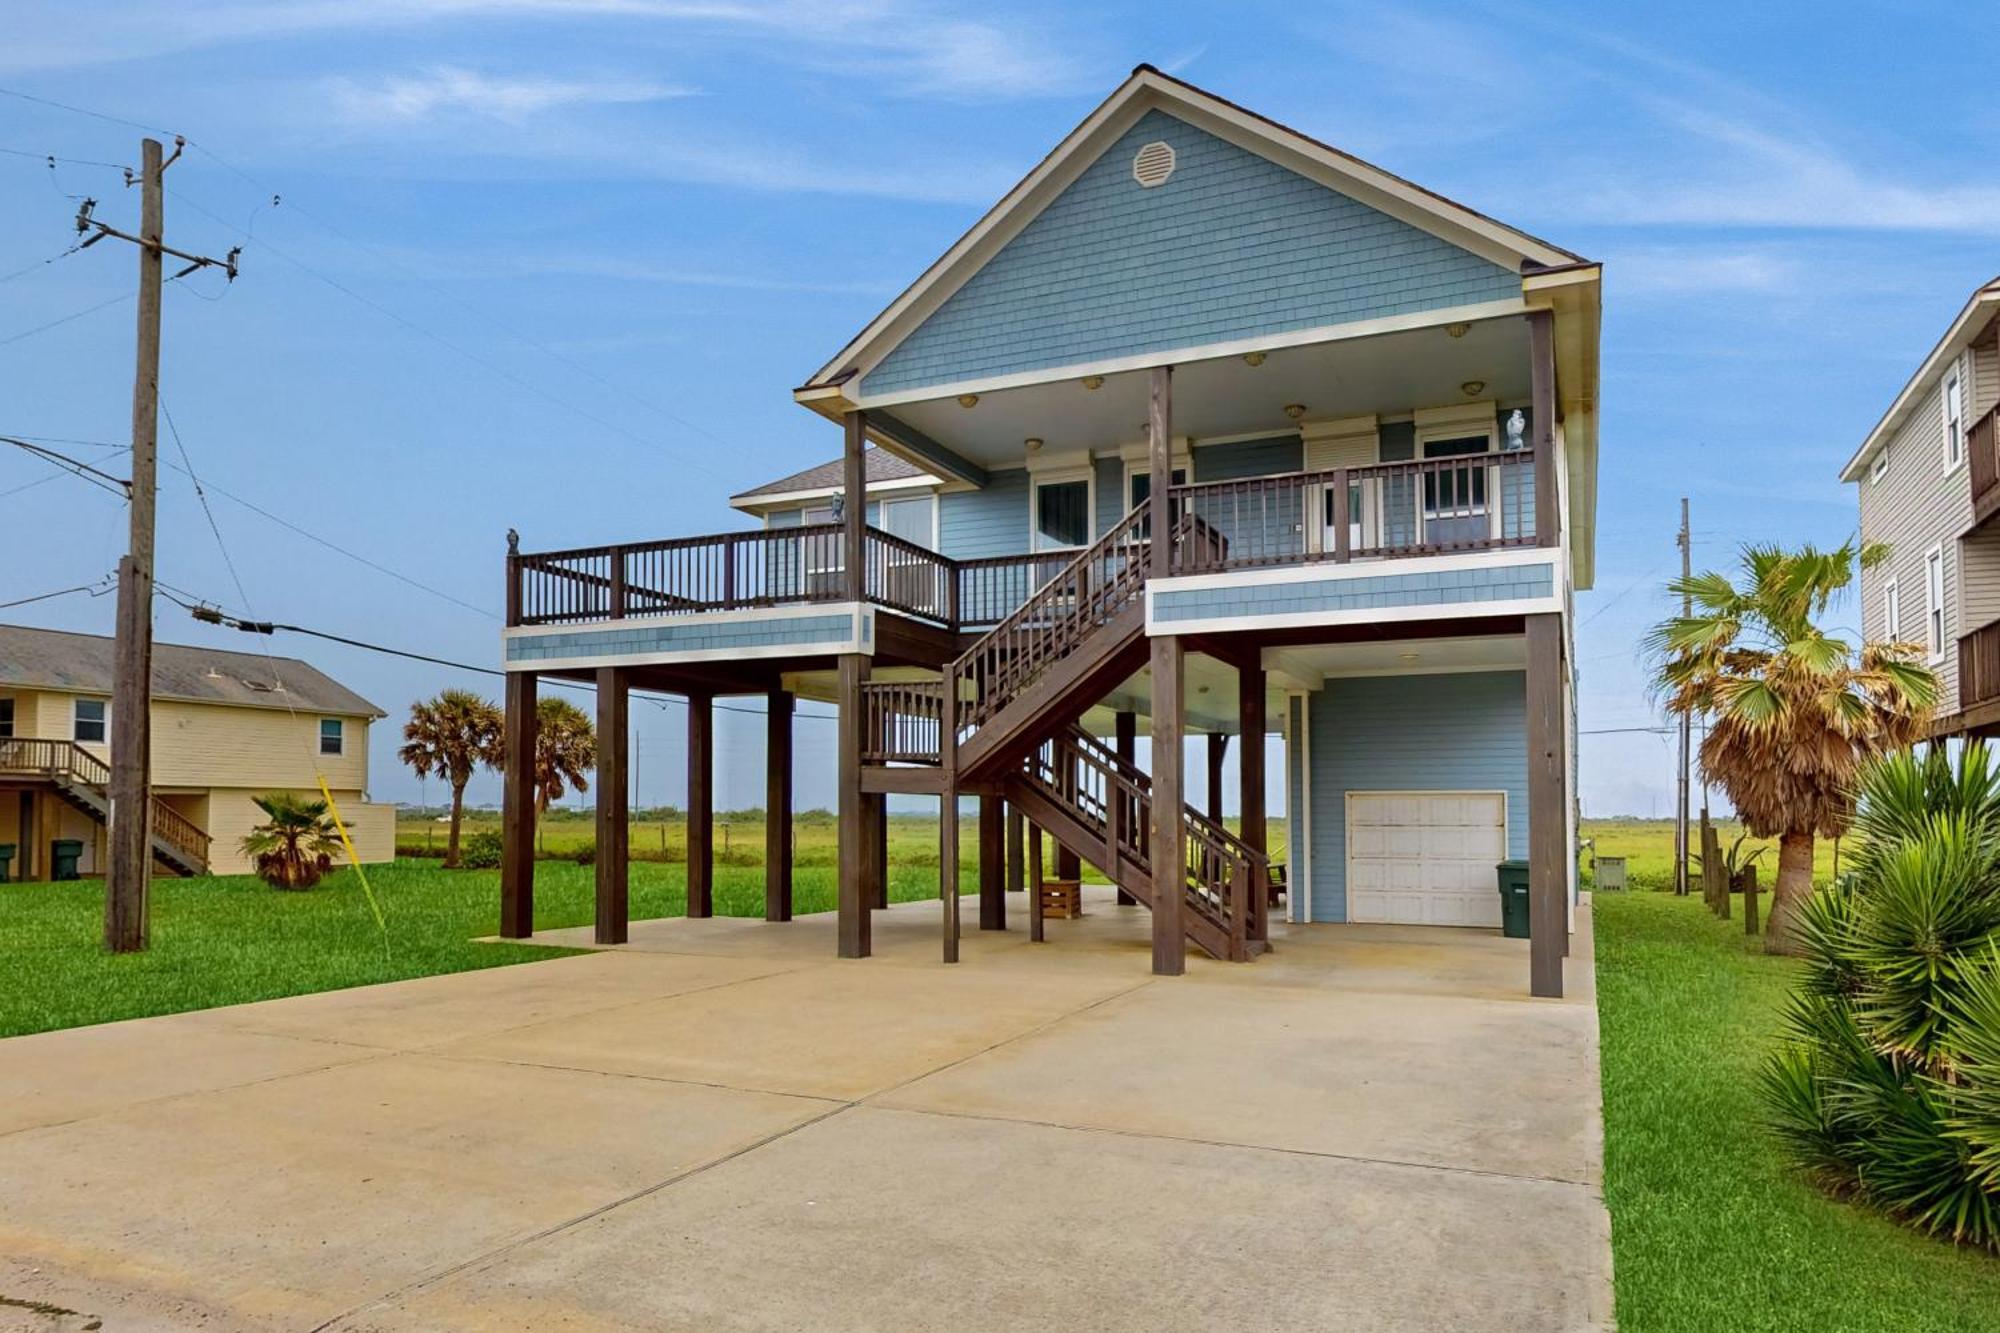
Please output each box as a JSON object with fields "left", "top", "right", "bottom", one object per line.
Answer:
{"left": 859, "top": 503, "right": 1264, "bottom": 960}
{"left": 0, "top": 738, "right": 211, "bottom": 877}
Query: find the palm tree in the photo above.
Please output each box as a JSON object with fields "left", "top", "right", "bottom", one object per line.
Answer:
{"left": 399, "top": 689, "right": 504, "bottom": 868}
{"left": 532, "top": 697, "right": 597, "bottom": 829}
{"left": 1650, "top": 541, "right": 1937, "bottom": 953}
{"left": 241, "top": 792, "right": 342, "bottom": 890}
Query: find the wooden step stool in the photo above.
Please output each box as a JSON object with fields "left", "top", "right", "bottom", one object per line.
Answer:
{"left": 1039, "top": 878, "right": 1084, "bottom": 919}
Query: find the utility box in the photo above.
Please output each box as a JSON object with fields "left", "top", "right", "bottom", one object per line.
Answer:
{"left": 1596, "top": 855, "right": 1628, "bottom": 892}
{"left": 1496, "top": 860, "right": 1531, "bottom": 939}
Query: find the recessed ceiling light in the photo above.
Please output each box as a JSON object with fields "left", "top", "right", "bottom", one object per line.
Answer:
{"left": 1282, "top": 403, "right": 1307, "bottom": 420}
{"left": 1080, "top": 375, "right": 1106, "bottom": 390}
{"left": 957, "top": 393, "right": 979, "bottom": 409}
{"left": 1446, "top": 322, "right": 1470, "bottom": 339}
{"left": 1399, "top": 651, "right": 1421, "bottom": 663}
{"left": 1243, "top": 351, "right": 1266, "bottom": 367}
{"left": 1024, "top": 437, "right": 1043, "bottom": 453}
{"left": 1460, "top": 380, "right": 1486, "bottom": 398}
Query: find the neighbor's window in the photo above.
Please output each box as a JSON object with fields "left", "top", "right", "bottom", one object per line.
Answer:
{"left": 1925, "top": 547, "right": 1946, "bottom": 661}
{"left": 1944, "top": 368, "right": 1965, "bottom": 471}
{"left": 1884, "top": 577, "right": 1902, "bottom": 642}
{"left": 73, "top": 698, "right": 106, "bottom": 744}
{"left": 1869, "top": 449, "right": 1890, "bottom": 484}
{"left": 319, "top": 718, "right": 345, "bottom": 756}
{"left": 1033, "top": 475, "right": 1091, "bottom": 550}
{"left": 0, "top": 697, "right": 12, "bottom": 738}
{"left": 877, "top": 494, "right": 935, "bottom": 549}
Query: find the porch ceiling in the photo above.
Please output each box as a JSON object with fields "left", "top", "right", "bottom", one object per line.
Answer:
{"left": 878, "top": 315, "right": 1531, "bottom": 466}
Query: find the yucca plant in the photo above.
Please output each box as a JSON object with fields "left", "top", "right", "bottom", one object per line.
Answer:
{"left": 241, "top": 792, "right": 342, "bottom": 891}
{"left": 1763, "top": 742, "right": 2000, "bottom": 1251}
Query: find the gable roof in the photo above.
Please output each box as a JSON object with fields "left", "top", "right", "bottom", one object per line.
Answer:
{"left": 1840, "top": 276, "right": 2000, "bottom": 482}
{"left": 0, "top": 623, "right": 385, "bottom": 718}
{"left": 799, "top": 64, "right": 1585, "bottom": 399}
{"left": 729, "top": 447, "right": 933, "bottom": 503}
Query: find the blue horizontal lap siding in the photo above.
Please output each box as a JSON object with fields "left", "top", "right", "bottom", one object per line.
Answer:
{"left": 506, "top": 613, "right": 858, "bottom": 665}
{"left": 1307, "top": 671, "right": 1529, "bottom": 923}
{"left": 939, "top": 468, "right": 1031, "bottom": 560}
{"left": 861, "top": 109, "right": 1520, "bottom": 397}
{"left": 1151, "top": 562, "right": 1554, "bottom": 624}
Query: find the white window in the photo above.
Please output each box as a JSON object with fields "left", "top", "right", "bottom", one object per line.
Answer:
{"left": 1869, "top": 449, "right": 1890, "bottom": 484}
{"left": 319, "top": 718, "right": 345, "bottom": 757}
{"left": 1884, "top": 577, "right": 1902, "bottom": 642}
{"left": 73, "top": 698, "right": 107, "bottom": 744}
{"left": 877, "top": 494, "right": 936, "bottom": 549}
{"left": 1944, "top": 367, "right": 1965, "bottom": 472}
{"left": 1031, "top": 470, "right": 1093, "bottom": 551}
{"left": 1925, "top": 546, "right": 1946, "bottom": 663}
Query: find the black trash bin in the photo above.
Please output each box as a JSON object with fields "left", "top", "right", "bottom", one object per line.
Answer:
{"left": 1496, "top": 859, "right": 1531, "bottom": 939}
{"left": 50, "top": 838, "right": 84, "bottom": 882}
{"left": 0, "top": 843, "right": 14, "bottom": 883}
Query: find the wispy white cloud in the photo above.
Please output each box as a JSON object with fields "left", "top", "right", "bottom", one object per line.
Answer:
{"left": 1607, "top": 245, "right": 1803, "bottom": 296}
{"left": 325, "top": 65, "right": 692, "bottom": 125}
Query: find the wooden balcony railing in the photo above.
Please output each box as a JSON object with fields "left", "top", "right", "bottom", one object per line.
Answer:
{"left": 0, "top": 737, "right": 212, "bottom": 869}
{"left": 1961, "top": 620, "right": 2000, "bottom": 714}
{"left": 1970, "top": 405, "right": 2000, "bottom": 528}
{"left": 1168, "top": 448, "right": 1541, "bottom": 574}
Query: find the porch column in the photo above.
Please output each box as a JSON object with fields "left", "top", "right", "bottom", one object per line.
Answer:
{"left": 1239, "top": 662, "right": 1267, "bottom": 944}
{"left": 837, "top": 653, "right": 870, "bottom": 958}
{"left": 863, "top": 793, "right": 887, "bottom": 909}
{"left": 1150, "top": 636, "right": 1186, "bottom": 976}
{"left": 1206, "top": 732, "right": 1227, "bottom": 823}
{"left": 1006, "top": 803, "right": 1024, "bottom": 894}
{"left": 1529, "top": 308, "right": 1560, "bottom": 548}
{"left": 765, "top": 689, "right": 793, "bottom": 922}
{"left": 686, "top": 691, "right": 713, "bottom": 918}
{"left": 1527, "top": 611, "right": 1567, "bottom": 998}
{"left": 1028, "top": 821, "right": 1045, "bottom": 943}
{"left": 979, "top": 794, "right": 1006, "bottom": 930}
{"left": 594, "top": 667, "right": 629, "bottom": 945}
{"left": 499, "top": 670, "right": 537, "bottom": 938}
{"left": 843, "top": 409, "right": 867, "bottom": 599}
{"left": 1114, "top": 710, "right": 1138, "bottom": 905}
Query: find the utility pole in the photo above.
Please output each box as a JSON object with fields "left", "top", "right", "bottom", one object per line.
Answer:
{"left": 1674, "top": 497, "right": 1692, "bottom": 896}
{"left": 78, "top": 137, "right": 238, "bottom": 952}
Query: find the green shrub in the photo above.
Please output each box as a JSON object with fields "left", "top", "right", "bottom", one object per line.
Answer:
{"left": 460, "top": 830, "right": 504, "bottom": 870}
{"left": 1762, "top": 742, "right": 2000, "bottom": 1251}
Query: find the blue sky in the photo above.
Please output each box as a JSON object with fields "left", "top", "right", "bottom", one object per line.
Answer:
{"left": 3, "top": 0, "right": 1996, "bottom": 818}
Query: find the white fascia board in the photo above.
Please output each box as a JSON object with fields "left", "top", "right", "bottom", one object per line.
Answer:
{"left": 1841, "top": 281, "right": 2000, "bottom": 482}
{"left": 728, "top": 475, "right": 940, "bottom": 514}
{"left": 1156, "top": 546, "right": 1560, "bottom": 593}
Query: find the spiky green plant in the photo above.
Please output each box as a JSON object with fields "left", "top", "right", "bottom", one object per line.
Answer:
{"left": 240, "top": 792, "right": 342, "bottom": 891}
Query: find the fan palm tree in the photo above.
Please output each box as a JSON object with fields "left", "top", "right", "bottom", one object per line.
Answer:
{"left": 241, "top": 792, "right": 342, "bottom": 890}
{"left": 532, "top": 696, "right": 597, "bottom": 823}
{"left": 399, "top": 689, "right": 504, "bottom": 868}
{"left": 1649, "top": 541, "right": 1936, "bottom": 953}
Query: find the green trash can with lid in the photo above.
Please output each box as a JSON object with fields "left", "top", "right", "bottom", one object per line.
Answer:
{"left": 1496, "top": 860, "right": 1531, "bottom": 939}
{"left": 0, "top": 843, "right": 14, "bottom": 883}
{"left": 50, "top": 838, "right": 84, "bottom": 882}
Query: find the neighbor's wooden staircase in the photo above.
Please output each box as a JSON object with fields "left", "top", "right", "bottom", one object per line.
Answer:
{"left": 0, "top": 738, "right": 211, "bottom": 876}
{"left": 860, "top": 504, "right": 1265, "bottom": 960}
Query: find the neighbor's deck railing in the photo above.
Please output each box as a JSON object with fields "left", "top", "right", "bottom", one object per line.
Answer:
{"left": 0, "top": 737, "right": 211, "bottom": 868}
{"left": 1970, "top": 405, "right": 2000, "bottom": 528}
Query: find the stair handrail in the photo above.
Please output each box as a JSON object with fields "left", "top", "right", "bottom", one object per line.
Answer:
{"left": 0, "top": 737, "right": 208, "bottom": 869}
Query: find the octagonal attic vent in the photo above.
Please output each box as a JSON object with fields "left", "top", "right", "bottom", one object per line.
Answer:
{"left": 1131, "top": 140, "right": 1176, "bottom": 188}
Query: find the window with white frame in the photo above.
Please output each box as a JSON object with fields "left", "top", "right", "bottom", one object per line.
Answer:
{"left": 1031, "top": 471, "right": 1092, "bottom": 551}
{"left": 319, "top": 718, "right": 345, "bottom": 756}
{"left": 877, "top": 494, "right": 936, "bottom": 549}
{"left": 1883, "top": 577, "right": 1902, "bottom": 642}
{"left": 1944, "top": 366, "right": 1965, "bottom": 472}
{"left": 1924, "top": 546, "right": 1946, "bottom": 662}
{"left": 1869, "top": 448, "right": 1890, "bottom": 484}
{"left": 73, "top": 698, "right": 107, "bottom": 744}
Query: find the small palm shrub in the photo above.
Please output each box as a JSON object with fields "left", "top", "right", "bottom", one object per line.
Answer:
{"left": 1762, "top": 742, "right": 2000, "bottom": 1250}
{"left": 240, "top": 792, "right": 342, "bottom": 891}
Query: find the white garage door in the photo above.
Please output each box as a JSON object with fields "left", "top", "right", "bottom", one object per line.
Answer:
{"left": 1346, "top": 791, "right": 1507, "bottom": 927}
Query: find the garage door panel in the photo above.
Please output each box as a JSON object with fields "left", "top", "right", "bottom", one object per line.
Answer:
{"left": 1345, "top": 791, "right": 1507, "bottom": 927}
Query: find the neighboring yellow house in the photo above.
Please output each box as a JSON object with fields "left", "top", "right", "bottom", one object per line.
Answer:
{"left": 0, "top": 624, "right": 396, "bottom": 880}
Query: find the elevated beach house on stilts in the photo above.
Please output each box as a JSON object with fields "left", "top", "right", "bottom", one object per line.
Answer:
{"left": 498, "top": 66, "right": 1600, "bottom": 997}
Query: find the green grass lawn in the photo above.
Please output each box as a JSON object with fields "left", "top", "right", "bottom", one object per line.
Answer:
{"left": 1595, "top": 890, "right": 2000, "bottom": 1331}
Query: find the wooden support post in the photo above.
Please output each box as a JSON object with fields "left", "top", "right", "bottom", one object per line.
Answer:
{"left": 1239, "top": 663, "right": 1267, "bottom": 944}
{"left": 1743, "top": 864, "right": 1760, "bottom": 935}
{"left": 843, "top": 410, "right": 867, "bottom": 601}
{"left": 686, "top": 691, "right": 713, "bottom": 919}
{"left": 1115, "top": 710, "right": 1138, "bottom": 906}
{"left": 1028, "top": 821, "right": 1045, "bottom": 943}
{"left": 1528, "top": 308, "right": 1560, "bottom": 549}
{"left": 594, "top": 667, "right": 629, "bottom": 945}
{"left": 940, "top": 667, "right": 959, "bottom": 963}
{"left": 837, "top": 654, "right": 870, "bottom": 958}
{"left": 1206, "top": 732, "right": 1227, "bottom": 824}
{"left": 1330, "top": 468, "right": 1351, "bottom": 563}
{"left": 1006, "top": 802, "right": 1024, "bottom": 895}
{"left": 864, "top": 792, "right": 887, "bottom": 910}
{"left": 979, "top": 795, "right": 1005, "bottom": 930}
{"left": 1150, "top": 636, "right": 1186, "bottom": 976}
{"left": 1149, "top": 365, "right": 1174, "bottom": 578}
{"left": 1526, "top": 613, "right": 1566, "bottom": 998}
{"left": 765, "top": 689, "right": 793, "bottom": 922}
{"left": 499, "top": 670, "right": 538, "bottom": 938}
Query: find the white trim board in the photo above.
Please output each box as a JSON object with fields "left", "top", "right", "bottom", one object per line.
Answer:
{"left": 1152, "top": 545, "right": 1561, "bottom": 594}
{"left": 1151, "top": 595, "right": 1562, "bottom": 639}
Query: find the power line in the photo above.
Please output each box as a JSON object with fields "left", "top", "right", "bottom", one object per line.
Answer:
{"left": 0, "top": 145, "right": 133, "bottom": 171}
{"left": 0, "top": 290, "right": 132, "bottom": 347}
{"left": 0, "top": 434, "right": 131, "bottom": 497}
{"left": 0, "top": 85, "right": 175, "bottom": 136}
{"left": 0, "top": 241, "right": 83, "bottom": 285}
{"left": 0, "top": 574, "right": 116, "bottom": 612}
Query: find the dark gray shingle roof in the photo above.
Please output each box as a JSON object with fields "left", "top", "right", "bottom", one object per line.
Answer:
{"left": 731, "top": 448, "right": 930, "bottom": 501}
{"left": 0, "top": 623, "right": 384, "bottom": 718}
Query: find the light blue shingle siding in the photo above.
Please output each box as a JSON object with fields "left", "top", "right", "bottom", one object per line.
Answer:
{"left": 1151, "top": 562, "right": 1554, "bottom": 625}
{"left": 1193, "top": 436, "right": 1302, "bottom": 483}
{"left": 1305, "top": 671, "right": 1529, "bottom": 923}
{"left": 505, "top": 613, "right": 858, "bottom": 665}
{"left": 861, "top": 109, "right": 1520, "bottom": 397}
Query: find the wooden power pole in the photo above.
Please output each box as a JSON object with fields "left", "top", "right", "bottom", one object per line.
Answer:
{"left": 1674, "top": 497, "right": 1692, "bottom": 896}
{"left": 78, "top": 137, "right": 238, "bottom": 952}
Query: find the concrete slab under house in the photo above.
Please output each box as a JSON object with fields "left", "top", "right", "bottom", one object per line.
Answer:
{"left": 499, "top": 64, "right": 1600, "bottom": 999}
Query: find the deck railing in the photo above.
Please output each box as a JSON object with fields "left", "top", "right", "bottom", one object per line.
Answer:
{"left": 0, "top": 737, "right": 212, "bottom": 869}
{"left": 1168, "top": 448, "right": 1540, "bottom": 574}
{"left": 859, "top": 680, "right": 945, "bottom": 765}
{"left": 1970, "top": 406, "right": 2000, "bottom": 527}
{"left": 1962, "top": 620, "right": 2000, "bottom": 714}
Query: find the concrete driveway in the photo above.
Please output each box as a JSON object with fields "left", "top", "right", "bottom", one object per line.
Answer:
{"left": 0, "top": 888, "right": 1609, "bottom": 1332}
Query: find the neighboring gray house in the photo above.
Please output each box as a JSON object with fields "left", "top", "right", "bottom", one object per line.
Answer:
{"left": 1842, "top": 277, "right": 2000, "bottom": 737}
{"left": 499, "top": 65, "right": 1603, "bottom": 998}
